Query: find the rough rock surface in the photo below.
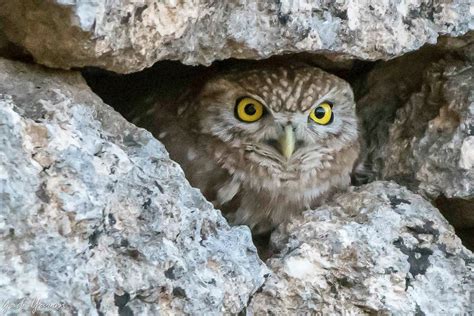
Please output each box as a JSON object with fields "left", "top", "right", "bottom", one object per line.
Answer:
{"left": 356, "top": 39, "right": 474, "bottom": 231}
{"left": 249, "top": 181, "right": 474, "bottom": 315}
{"left": 377, "top": 58, "right": 473, "bottom": 200}
{"left": 0, "top": 1, "right": 471, "bottom": 73}
{"left": 0, "top": 58, "right": 267, "bottom": 314}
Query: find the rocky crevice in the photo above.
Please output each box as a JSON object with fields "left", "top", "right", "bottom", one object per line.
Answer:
{"left": 0, "top": 1, "right": 473, "bottom": 314}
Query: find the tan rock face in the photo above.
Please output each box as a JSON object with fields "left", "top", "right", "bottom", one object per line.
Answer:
{"left": 1, "top": 0, "right": 471, "bottom": 73}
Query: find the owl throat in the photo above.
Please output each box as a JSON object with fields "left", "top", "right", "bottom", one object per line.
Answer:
{"left": 208, "top": 140, "right": 358, "bottom": 232}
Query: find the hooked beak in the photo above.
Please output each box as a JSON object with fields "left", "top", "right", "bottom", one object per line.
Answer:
{"left": 278, "top": 125, "right": 296, "bottom": 160}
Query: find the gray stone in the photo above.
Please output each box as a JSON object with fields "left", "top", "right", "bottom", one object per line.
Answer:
{"left": 379, "top": 59, "right": 473, "bottom": 200}
{"left": 356, "top": 40, "right": 474, "bottom": 230}
{"left": 0, "top": 0, "right": 471, "bottom": 73}
{"left": 249, "top": 181, "right": 474, "bottom": 315}
{"left": 0, "top": 57, "right": 267, "bottom": 315}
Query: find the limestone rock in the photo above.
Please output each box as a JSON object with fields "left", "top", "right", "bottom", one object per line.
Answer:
{"left": 356, "top": 41, "right": 474, "bottom": 231}
{"left": 249, "top": 181, "right": 474, "bottom": 315}
{"left": 0, "top": 0, "right": 471, "bottom": 73}
{"left": 379, "top": 59, "right": 473, "bottom": 200}
{"left": 0, "top": 57, "right": 267, "bottom": 314}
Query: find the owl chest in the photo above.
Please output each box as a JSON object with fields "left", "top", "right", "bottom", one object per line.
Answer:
{"left": 223, "top": 171, "right": 327, "bottom": 231}
{"left": 225, "top": 167, "right": 324, "bottom": 209}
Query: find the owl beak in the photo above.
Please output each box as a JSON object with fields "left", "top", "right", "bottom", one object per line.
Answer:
{"left": 279, "top": 125, "right": 296, "bottom": 160}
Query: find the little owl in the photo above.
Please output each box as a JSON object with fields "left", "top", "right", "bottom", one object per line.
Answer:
{"left": 154, "top": 62, "right": 359, "bottom": 235}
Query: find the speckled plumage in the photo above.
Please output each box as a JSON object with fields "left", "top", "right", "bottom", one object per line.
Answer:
{"left": 155, "top": 63, "right": 359, "bottom": 234}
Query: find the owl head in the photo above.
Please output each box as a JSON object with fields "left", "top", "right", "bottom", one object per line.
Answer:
{"left": 182, "top": 63, "right": 359, "bottom": 187}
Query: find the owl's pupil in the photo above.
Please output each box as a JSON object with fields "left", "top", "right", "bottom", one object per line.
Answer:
{"left": 315, "top": 107, "right": 326, "bottom": 119}
{"left": 245, "top": 104, "right": 256, "bottom": 115}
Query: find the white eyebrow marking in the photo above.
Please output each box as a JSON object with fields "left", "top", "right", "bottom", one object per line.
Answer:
{"left": 315, "top": 87, "right": 338, "bottom": 106}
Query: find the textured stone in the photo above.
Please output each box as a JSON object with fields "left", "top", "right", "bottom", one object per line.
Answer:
{"left": 249, "top": 181, "right": 474, "bottom": 315}
{"left": 379, "top": 59, "right": 473, "bottom": 200}
{"left": 356, "top": 40, "right": 474, "bottom": 231}
{"left": 0, "top": 58, "right": 267, "bottom": 314}
{"left": 0, "top": 0, "right": 471, "bottom": 73}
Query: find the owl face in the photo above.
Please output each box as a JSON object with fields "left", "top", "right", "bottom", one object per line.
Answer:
{"left": 188, "top": 64, "right": 358, "bottom": 180}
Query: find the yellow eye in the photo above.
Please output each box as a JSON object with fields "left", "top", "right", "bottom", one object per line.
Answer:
{"left": 235, "top": 97, "right": 264, "bottom": 123}
{"left": 309, "top": 102, "right": 333, "bottom": 125}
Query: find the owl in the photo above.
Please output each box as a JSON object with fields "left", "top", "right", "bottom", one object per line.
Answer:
{"left": 154, "top": 63, "right": 359, "bottom": 235}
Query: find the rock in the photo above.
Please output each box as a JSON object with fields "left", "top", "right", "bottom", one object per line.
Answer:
{"left": 378, "top": 59, "right": 473, "bottom": 200}
{"left": 356, "top": 41, "right": 474, "bottom": 231}
{"left": 249, "top": 181, "right": 474, "bottom": 315}
{"left": 0, "top": 57, "right": 267, "bottom": 314}
{"left": 0, "top": 1, "right": 471, "bottom": 73}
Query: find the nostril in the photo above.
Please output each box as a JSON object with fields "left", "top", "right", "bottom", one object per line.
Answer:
{"left": 286, "top": 122, "right": 297, "bottom": 131}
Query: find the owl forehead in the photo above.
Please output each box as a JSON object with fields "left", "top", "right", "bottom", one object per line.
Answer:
{"left": 219, "top": 66, "right": 340, "bottom": 112}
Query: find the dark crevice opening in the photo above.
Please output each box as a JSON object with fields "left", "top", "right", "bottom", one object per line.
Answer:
{"left": 435, "top": 196, "right": 474, "bottom": 251}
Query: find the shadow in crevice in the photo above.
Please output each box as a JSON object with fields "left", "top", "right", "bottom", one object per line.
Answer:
{"left": 0, "top": 28, "right": 35, "bottom": 64}
{"left": 82, "top": 61, "right": 206, "bottom": 131}
{"left": 436, "top": 196, "right": 474, "bottom": 251}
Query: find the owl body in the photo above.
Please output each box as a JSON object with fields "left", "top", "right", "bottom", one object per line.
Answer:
{"left": 155, "top": 63, "right": 359, "bottom": 234}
